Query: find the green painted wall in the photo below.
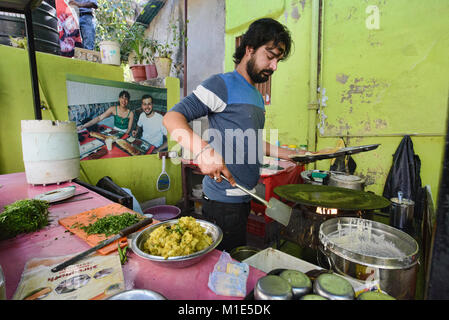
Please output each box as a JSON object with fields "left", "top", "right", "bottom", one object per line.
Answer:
{"left": 0, "top": 45, "right": 181, "bottom": 205}
{"left": 225, "top": 0, "right": 312, "bottom": 147}
{"left": 225, "top": 0, "right": 449, "bottom": 203}
{"left": 316, "top": 0, "right": 449, "bottom": 201}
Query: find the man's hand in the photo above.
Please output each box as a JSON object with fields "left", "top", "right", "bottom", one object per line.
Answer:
{"left": 196, "top": 147, "right": 236, "bottom": 186}
{"left": 131, "top": 130, "right": 137, "bottom": 137}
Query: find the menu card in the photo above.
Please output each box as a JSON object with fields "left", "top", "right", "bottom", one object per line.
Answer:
{"left": 13, "top": 253, "right": 125, "bottom": 300}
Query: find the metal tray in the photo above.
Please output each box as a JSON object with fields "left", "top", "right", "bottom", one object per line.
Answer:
{"left": 289, "top": 144, "right": 380, "bottom": 164}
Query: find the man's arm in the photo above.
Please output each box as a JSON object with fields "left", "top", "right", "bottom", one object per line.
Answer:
{"left": 163, "top": 111, "right": 235, "bottom": 185}
{"left": 69, "top": 1, "right": 98, "bottom": 9}
{"left": 264, "top": 141, "right": 305, "bottom": 160}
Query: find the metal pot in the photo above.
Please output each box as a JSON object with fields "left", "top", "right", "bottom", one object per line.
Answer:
{"left": 319, "top": 217, "right": 419, "bottom": 300}
{"left": 389, "top": 197, "right": 414, "bottom": 230}
{"left": 328, "top": 173, "right": 365, "bottom": 191}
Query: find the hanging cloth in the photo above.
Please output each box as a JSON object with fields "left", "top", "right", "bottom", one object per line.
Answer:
{"left": 56, "top": 0, "right": 83, "bottom": 57}
{"left": 382, "top": 135, "right": 425, "bottom": 223}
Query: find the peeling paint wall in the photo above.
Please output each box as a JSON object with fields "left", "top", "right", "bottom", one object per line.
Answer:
{"left": 316, "top": 0, "right": 449, "bottom": 200}
{"left": 225, "top": 0, "right": 449, "bottom": 202}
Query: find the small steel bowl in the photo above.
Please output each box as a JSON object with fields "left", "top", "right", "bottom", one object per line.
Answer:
{"left": 131, "top": 219, "right": 223, "bottom": 268}
{"left": 279, "top": 269, "right": 312, "bottom": 299}
{"left": 313, "top": 273, "right": 355, "bottom": 300}
{"left": 254, "top": 275, "right": 293, "bottom": 300}
{"left": 107, "top": 289, "right": 166, "bottom": 300}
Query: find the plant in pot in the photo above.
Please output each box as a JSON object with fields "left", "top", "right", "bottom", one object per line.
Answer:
{"left": 154, "top": 19, "right": 183, "bottom": 78}
{"left": 122, "top": 23, "right": 150, "bottom": 82}
{"left": 95, "top": 0, "right": 134, "bottom": 65}
{"left": 143, "top": 39, "right": 159, "bottom": 80}
{"left": 154, "top": 41, "right": 173, "bottom": 78}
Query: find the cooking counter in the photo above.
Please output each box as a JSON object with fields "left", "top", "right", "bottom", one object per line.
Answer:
{"left": 0, "top": 172, "right": 266, "bottom": 300}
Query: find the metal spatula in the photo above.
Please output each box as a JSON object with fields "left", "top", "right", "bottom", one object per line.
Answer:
{"left": 220, "top": 175, "right": 292, "bottom": 226}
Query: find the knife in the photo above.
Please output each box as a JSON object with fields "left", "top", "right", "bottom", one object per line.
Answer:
{"left": 51, "top": 217, "right": 153, "bottom": 273}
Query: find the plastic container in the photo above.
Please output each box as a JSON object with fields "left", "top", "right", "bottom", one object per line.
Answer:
{"left": 192, "top": 184, "right": 203, "bottom": 198}
{"left": 143, "top": 205, "right": 181, "bottom": 221}
{"left": 0, "top": 1, "right": 60, "bottom": 55}
{"left": 21, "top": 120, "right": 80, "bottom": 185}
{"left": 99, "top": 41, "right": 121, "bottom": 65}
{"left": 145, "top": 64, "right": 158, "bottom": 79}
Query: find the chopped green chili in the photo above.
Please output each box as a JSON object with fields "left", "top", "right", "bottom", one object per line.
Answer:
{"left": 78, "top": 212, "right": 142, "bottom": 237}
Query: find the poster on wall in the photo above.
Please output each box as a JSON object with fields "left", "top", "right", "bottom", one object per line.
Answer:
{"left": 66, "top": 75, "right": 168, "bottom": 161}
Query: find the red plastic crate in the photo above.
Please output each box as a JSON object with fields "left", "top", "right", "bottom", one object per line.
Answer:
{"left": 247, "top": 214, "right": 266, "bottom": 237}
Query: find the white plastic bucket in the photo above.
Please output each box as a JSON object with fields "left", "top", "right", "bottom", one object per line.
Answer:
{"left": 99, "top": 40, "right": 121, "bottom": 66}
{"left": 21, "top": 120, "right": 80, "bottom": 185}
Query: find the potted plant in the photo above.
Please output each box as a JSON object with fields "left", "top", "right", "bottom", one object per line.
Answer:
{"left": 122, "top": 23, "right": 150, "bottom": 81}
{"left": 143, "top": 39, "right": 159, "bottom": 79}
{"left": 154, "top": 19, "right": 183, "bottom": 78}
{"left": 95, "top": 0, "right": 134, "bottom": 65}
{"left": 154, "top": 41, "right": 173, "bottom": 78}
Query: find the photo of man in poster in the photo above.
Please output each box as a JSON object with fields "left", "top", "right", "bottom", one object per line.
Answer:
{"left": 132, "top": 94, "right": 167, "bottom": 151}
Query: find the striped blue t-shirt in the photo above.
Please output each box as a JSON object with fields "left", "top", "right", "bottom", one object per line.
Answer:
{"left": 169, "top": 70, "right": 266, "bottom": 203}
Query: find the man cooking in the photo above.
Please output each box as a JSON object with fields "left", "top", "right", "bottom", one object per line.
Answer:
{"left": 163, "top": 18, "right": 305, "bottom": 252}
{"left": 69, "top": 0, "right": 98, "bottom": 50}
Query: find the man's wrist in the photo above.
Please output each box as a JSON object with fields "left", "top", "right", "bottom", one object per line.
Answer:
{"left": 194, "top": 145, "right": 213, "bottom": 160}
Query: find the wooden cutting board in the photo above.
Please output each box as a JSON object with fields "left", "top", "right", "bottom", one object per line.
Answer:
{"left": 58, "top": 203, "right": 157, "bottom": 255}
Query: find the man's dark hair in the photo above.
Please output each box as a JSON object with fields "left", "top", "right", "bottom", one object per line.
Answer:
{"left": 141, "top": 94, "right": 153, "bottom": 102}
{"left": 233, "top": 18, "right": 292, "bottom": 65}
{"left": 119, "top": 90, "right": 130, "bottom": 100}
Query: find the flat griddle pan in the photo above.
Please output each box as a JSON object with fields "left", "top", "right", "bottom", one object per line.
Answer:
{"left": 273, "top": 184, "right": 390, "bottom": 210}
{"left": 289, "top": 144, "right": 380, "bottom": 164}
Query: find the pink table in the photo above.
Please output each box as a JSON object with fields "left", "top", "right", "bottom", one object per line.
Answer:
{"left": 0, "top": 172, "right": 265, "bottom": 300}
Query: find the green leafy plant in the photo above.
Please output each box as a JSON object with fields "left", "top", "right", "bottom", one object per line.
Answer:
{"left": 121, "top": 23, "right": 158, "bottom": 65}
{"left": 95, "top": 0, "right": 135, "bottom": 49}
{"left": 156, "top": 18, "right": 184, "bottom": 59}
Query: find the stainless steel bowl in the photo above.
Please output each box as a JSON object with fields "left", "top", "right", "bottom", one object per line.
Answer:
{"left": 131, "top": 219, "right": 223, "bottom": 268}
{"left": 279, "top": 269, "right": 312, "bottom": 299}
{"left": 107, "top": 289, "right": 166, "bottom": 300}
{"left": 254, "top": 275, "right": 293, "bottom": 300}
{"left": 313, "top": 273, "right": 355, "bottom": 300}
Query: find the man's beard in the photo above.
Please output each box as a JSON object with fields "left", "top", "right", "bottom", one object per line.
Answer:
{"left": 246, "top": 56, "right": 273, "bottom": 84}
{"left": 144, "top": 109, "right": 153, "bottom": 116}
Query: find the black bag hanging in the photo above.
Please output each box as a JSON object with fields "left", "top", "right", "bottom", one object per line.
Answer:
{"left": 382, "top": 135, "right": 425, "bottom": 224}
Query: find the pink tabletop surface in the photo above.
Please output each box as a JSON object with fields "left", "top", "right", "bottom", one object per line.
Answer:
{"left": 0, "top": 172, "right": 265, "bottom": 300}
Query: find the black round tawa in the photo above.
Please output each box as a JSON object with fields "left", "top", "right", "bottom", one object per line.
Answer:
{"left": 273, "top": 184, "right": 390, "bottom": 210}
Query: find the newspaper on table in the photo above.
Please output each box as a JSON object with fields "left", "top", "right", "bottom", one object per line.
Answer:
{"left": 13, "top": 253, "right": 125, "bottom": 300}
